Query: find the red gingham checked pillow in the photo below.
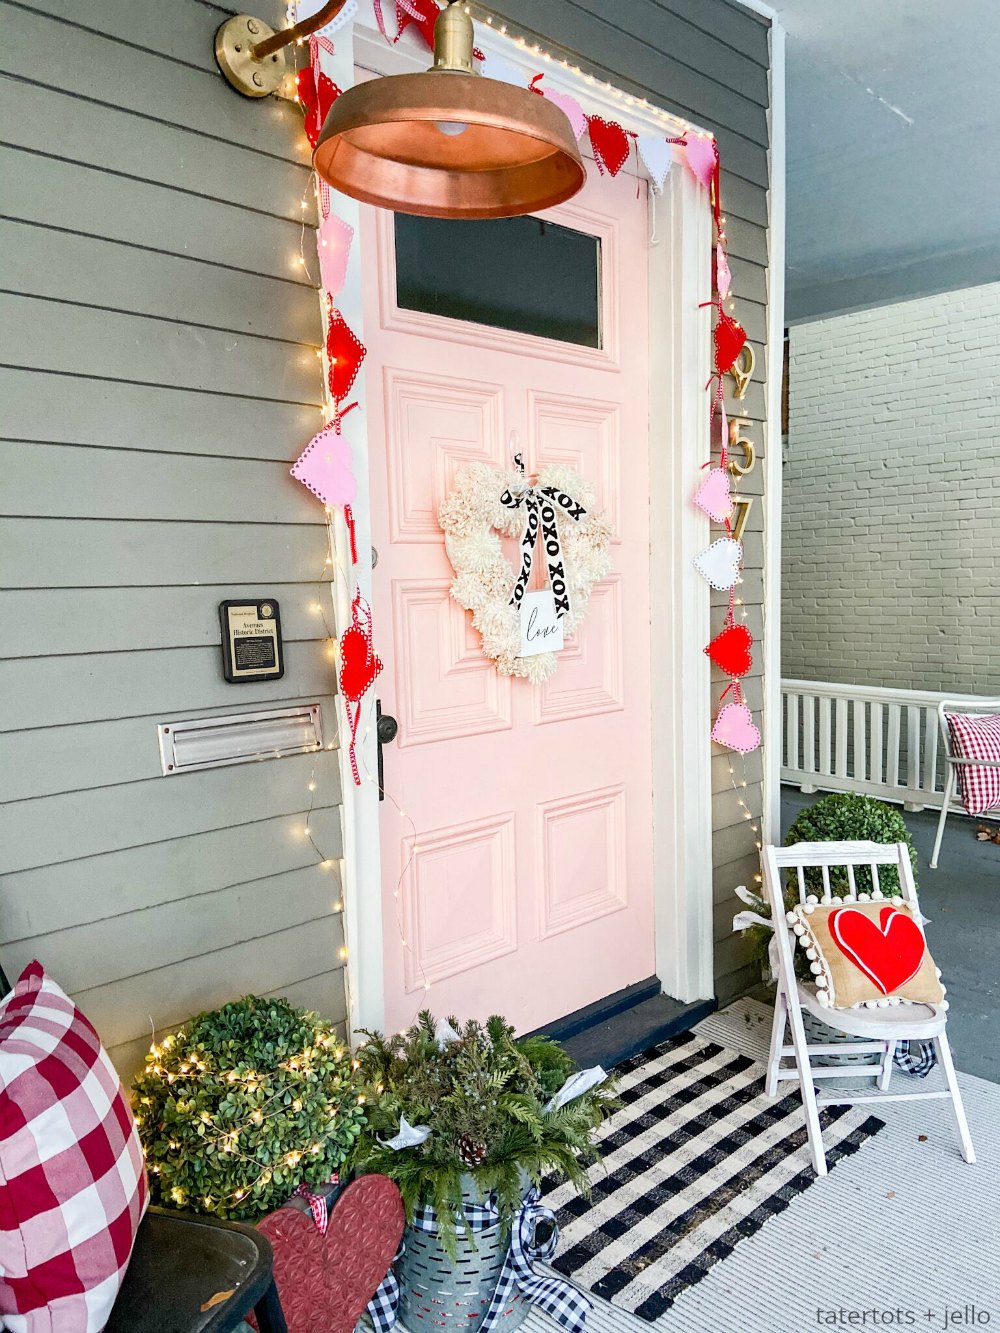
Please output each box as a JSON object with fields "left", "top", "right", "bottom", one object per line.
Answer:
{"left": 0, "top": 962, "right": 148, "bottom": 1332}
{"left": 946, "top": 712, "right": 1000, "bottom": 816}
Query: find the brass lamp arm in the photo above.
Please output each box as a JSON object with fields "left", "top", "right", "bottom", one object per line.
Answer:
{"left": 249, "top": 0, "right": 349, "bottom": 59}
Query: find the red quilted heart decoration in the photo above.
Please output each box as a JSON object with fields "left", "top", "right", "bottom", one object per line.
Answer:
{"left": 830, "top": 905, "right": 926, "bottom": 996}
{"left": 587, "top": 116, "right": 630, "bottom": 176}
{"left": 254, "top": 1176, "right": 404, "bottom": 1333}
{"left": 705, "top": 624, "right": 753, "bottom": 677}
{"left": 326, "top": 309, "right": 367, "bottom": 403}
{"left": 339, "top": 623, "right": 382, "bottom": 703}
{"left": 296, "top": 66, "right": 341, "bottom": 148}
{"left": 714, "top": 312, "right": 747, "bottom": 375}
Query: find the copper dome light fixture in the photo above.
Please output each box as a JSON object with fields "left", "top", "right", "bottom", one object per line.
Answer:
{"left": 215, "top": 0, "right": 586, "bottom": 219}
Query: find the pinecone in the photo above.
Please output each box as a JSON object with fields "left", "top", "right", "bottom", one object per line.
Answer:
{"left": 456, "top": 1134, "right": 488, "bottom": 1168}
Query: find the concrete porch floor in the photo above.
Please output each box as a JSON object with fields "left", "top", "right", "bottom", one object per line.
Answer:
{"left": 782, "top": 785, "right": 1000, "bottom": 1084}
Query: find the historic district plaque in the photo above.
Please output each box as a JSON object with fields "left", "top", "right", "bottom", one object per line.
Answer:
{"left": 219, "top": 599, "right": 284, "bottom": 683}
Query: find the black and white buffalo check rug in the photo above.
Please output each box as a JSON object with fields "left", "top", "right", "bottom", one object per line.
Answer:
{"left": 539, "top": 1030, "right": 884, "bottom": 1321}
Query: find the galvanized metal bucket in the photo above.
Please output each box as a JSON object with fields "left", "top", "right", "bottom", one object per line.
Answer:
{"left": 396, "top": 1181, "right": 530, "bottom": 1333}
{"left": 800, "top": 1008, "right": 882, "bottom": 1068}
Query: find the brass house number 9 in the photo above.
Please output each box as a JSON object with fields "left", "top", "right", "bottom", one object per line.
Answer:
{"left": 727, "top": 345, "right": 756, "bottom": 544}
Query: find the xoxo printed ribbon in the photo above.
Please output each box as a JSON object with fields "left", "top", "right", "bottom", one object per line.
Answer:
{"left": 499, "top": 459, "right": 587, "bottom": 619}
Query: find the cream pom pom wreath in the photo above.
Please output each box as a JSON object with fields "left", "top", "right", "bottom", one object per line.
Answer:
{"left": 439, "top": 462, "right": 612, "bottom": 682}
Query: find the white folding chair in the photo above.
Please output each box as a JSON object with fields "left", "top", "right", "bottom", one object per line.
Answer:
{"left": 930, "top": 698, "right": 1000, "bottom": 869}
{"left": 761, "top": 839, "right": 975, "bottom": 1176}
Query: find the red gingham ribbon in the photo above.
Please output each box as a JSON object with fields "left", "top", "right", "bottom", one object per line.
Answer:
{"left": 293, "top": 1174, "right": 339, "bottom": 1234}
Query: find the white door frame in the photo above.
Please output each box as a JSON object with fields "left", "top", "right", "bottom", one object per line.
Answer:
{"left": 325, "top": 17, "right": 720, "bottom": 1036}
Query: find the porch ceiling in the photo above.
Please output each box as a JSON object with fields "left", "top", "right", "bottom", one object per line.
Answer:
{"left": 774, "top": 0, "right": 1000, "bottom": 322}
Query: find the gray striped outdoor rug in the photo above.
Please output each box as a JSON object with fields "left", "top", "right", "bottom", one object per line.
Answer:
{"left": 540, "top": 1030, "right": 884, "bottom": 1321}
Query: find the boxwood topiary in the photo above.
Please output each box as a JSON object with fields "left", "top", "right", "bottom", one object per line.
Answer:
{"left": 132, "top": 995, "right": 366, "bottom": 1222}
{"left": 785, "top": 792, "right": 918, "bottom": 898}
{"left": 737, "top": 793, "right": 918, "bottom": 982}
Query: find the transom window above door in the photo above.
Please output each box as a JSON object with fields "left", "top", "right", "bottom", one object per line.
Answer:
{"left": 392, "top": 213, "right": 603, "bottom": 349}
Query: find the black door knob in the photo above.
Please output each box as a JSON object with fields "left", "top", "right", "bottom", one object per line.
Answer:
{"left": 377, "top": 713, "right": 398, "bottom": 745}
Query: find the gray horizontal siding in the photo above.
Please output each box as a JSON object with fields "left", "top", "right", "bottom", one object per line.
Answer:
{"left": 0, "top": 0, "right": 345, "bottom": 1077}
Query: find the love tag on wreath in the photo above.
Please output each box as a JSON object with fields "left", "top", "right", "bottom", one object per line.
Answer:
{"left": 439, "top": 459, "right": 612, "bottom": 683}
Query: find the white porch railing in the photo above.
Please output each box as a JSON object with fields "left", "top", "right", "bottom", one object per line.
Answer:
{"left": 781, "top": 679, "right": 983, "bottom": 812}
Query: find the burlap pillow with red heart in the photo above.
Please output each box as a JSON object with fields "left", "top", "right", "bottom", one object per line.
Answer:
{"left": 790, "top": 900, "right": 944, "bottom": 1009}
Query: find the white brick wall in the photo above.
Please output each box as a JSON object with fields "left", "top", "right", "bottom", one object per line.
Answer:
{"left": 782, "top": 281, "right": 1000, "bottom": 694}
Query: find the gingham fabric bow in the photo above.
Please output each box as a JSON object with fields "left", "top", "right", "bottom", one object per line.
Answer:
{"left": 499, "top": 458, "right": 587, "bottom": 620}
{"left": 367, "top": 1187, "right": 590, "bottom": 1333}
{"left": 292, "top": 1174, "right": 339, "bottom": 1234}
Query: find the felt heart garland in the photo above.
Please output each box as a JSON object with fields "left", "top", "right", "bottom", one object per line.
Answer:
{"left": 339, "top": 590, "right": 383, "bottom": 787}
{"left": 299, "top": 11, "right": 762, "bottom": 775}
{"left": 587, "top": 116, "right": 631, "bottom": 176}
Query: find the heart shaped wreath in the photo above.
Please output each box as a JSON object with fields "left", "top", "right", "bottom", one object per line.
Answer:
{"left": 439, "top": 461, "right": 612, "bottom": 683}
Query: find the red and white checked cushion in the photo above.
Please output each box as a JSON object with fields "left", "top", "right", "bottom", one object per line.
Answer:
{"left": 947, "top": 712, "right": 1000, "bottom": 816}
{"left": 0, "top": 962, "right": 148, "bottom": 1333}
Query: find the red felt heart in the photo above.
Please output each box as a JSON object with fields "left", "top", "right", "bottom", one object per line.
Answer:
{"left": 338, "top": 623, "right": 383, "bottom": 703}
{"left": 255, "top": 1176, "right": 404, "bottom": 1333}
{"left": 705, "top": 624, "right": 753, "bottom": 677}
{"left": 587, "top": 116, "right": 630, "bottom": 176}
{"left": 396, "top": 0, "right": 440, "bottom": 49}
{"left": 326, "top": 310, "right": 367, "bottom": 403}
{"left": 296, "top": 67, "right": 341, "bottom": 148}
{"left": 714, "top": 312, "right": 747, "bottom": 375}
{"left": 829, "top": 905, "right": 926, "bottom": 996}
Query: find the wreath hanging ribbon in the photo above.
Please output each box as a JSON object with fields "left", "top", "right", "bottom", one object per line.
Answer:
{"left": 366, "top": 1187, "right": 590, "bottom": 1333}
{"left": 499, "top": 456, "right": 588, "bottom": 619}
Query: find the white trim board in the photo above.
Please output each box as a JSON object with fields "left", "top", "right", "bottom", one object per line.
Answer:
{"left": 329, "top": 14, "right": 721, "bottom": 1033}
{"left": 762, "top": 17, "right": 786, "bottom": 846}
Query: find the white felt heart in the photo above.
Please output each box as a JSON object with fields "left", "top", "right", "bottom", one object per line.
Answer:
{"left": 637, "top": 134, "right": 673, "bottom": 192}
{"left": 693, "top": 537, "right": 742, "bottom": 590}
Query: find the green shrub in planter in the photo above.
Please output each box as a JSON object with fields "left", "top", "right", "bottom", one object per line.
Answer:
{"left": 352, "top": 1012, "right": 616, "bottom": 1256}
{"left": 738, "top": 793, "right": 918, "bottom": 981}
{"left": 132, "top": 996, "right": 366, "bottom": 1222}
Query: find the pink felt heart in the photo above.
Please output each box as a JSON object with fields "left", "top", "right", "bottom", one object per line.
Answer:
{"left": 716, "top": 246, "right": 732, "bottom": 300}
{"left": 711, "top": 701, "right": 761, "bottom": 754}
{"left": 543, "top": 87, "right": 586, "bottom": 140}
{"left": 684, "top": 134, "right": 718, "bottom": 189}
{"left": 693, "top": 467, "right": 732, "bottom": 524}
{"left": 291, "top": 423, "right": 356, "bottom": 508}
{"left": 830, "top": 905, "right": 926, "bottom": 996}
{"left": 587, "top": 116, "right": 630, "bottom": 176}
{"left": 318, "top": 215, "right": 354, "bottom": 299}
{"left": 705, "top": 624, "right": 753, "bottom": 677}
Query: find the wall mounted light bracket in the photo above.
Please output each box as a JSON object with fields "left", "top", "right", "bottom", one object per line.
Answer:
{"left": 214, "top": 0, "right": 349, "bottom": 98}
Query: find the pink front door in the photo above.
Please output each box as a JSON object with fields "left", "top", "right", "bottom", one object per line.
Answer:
{"left": 362, "top": 162, "right": 654, "bottom": 1034}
